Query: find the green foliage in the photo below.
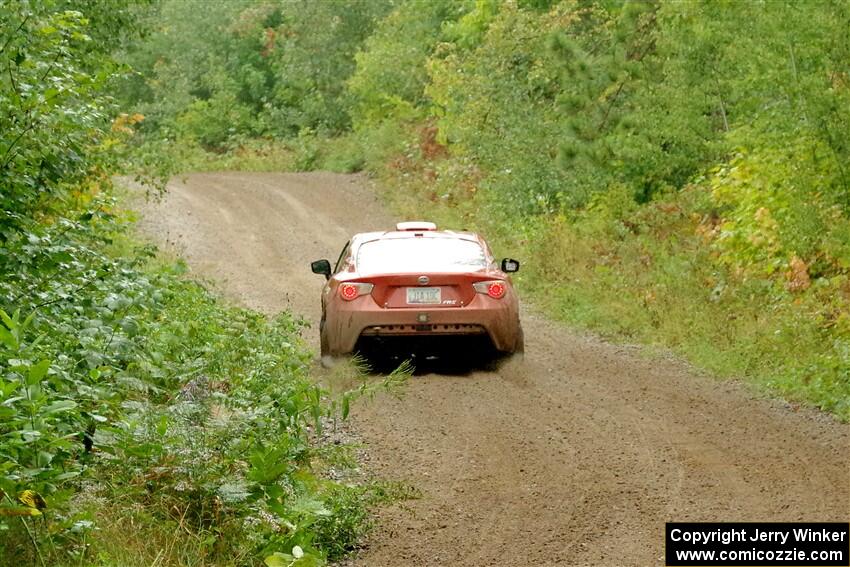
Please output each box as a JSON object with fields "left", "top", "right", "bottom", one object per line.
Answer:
{"left": 426, "top": 1, "right": 574, "bottom": 214}
{"left": 113, "top": 0, "right": 263, "bottom": 146}
{"left": 0, "top": 190, "right": 413, "bottom": 564}
{"left": 318, "top": 133, "right": 366, "bottom": 174}
{"left": 267, "top": 0, "right": 392, "bottom": 135}
{"left": 117, "top": 0, "right": 392, "bottom": 153}
{"left": 442, "top": 0, "right": 500, "bottom": 50}
{"left": 708, "top": 140, "right": 846, "bottom": 276}
{"left": 348, "top": 0, "right": 467, "bottom": 128}
{"left": 1, "top": 3, "right": 117, "bottom": 231}
{"left": 309, "top": 480, "right": 420, "bottom": 562}
{"left": 522, "top": 184, "right": 850, "bottom": 418}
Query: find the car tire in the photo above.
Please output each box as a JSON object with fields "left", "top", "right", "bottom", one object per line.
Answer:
{"left": 514, "top": 325, "right": 525, "bottom": 354}
{"left": 319, "top": 339, "right": 340, "bottom": 368}
{"left": 319, "top": 317, "right": 340, "bottom": 368}
{"left": 501, "top": 326, "right": 525, "bottom": 368}
{"left": 319, "top": 317, "right": 329, "bottom": 355}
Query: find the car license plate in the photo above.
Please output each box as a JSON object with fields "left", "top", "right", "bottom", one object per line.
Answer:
{"left": 406, "top": 287, "right": 441, "bottom": 304}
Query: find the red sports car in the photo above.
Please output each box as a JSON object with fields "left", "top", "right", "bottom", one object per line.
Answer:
{"left": 311, "top": 222, "right": 523, "bottom": 365}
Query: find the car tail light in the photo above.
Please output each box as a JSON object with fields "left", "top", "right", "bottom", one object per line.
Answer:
{"left": 473, "top": 280, "right": 507, "bottom": 299}
{"left": 339, "top": 282, "right": 373, "bottom": 301}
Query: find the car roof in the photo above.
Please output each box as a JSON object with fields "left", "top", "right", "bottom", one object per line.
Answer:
{"left": 353, "top": 229, "right": 484, "bottom": 246}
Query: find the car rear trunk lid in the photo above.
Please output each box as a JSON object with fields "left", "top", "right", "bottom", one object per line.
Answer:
{"left": 353, "top": 273, "right": 486, "bottom": 308}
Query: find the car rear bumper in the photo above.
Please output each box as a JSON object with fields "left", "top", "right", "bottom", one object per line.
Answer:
{"left": 324, "top": 293, "right": 521, "bottom": 355}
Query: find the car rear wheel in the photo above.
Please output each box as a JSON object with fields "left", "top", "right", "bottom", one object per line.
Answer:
{"left": 319, "top": 317, "right": 338, "bottom": 368}
{"left": 319, "top": 318, "right": 328, "bottom": 355}
{"left": 487, "top": 326, "right": 524, "bottom": 372}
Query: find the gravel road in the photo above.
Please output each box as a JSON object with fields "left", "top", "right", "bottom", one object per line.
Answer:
{"left": 137, "top": 172, "right": 849, "bottom": 567}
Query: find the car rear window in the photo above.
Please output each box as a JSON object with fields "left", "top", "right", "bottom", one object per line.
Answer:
{"left": 356, "top": 237, "right": 488, "bottom": 274}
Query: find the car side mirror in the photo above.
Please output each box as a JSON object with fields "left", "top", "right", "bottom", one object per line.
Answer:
{"left": 501, "top": 258, "right": 520, "bottom": 273}
{"left": 311, "top": 259, "right": 332, "bottom": 280}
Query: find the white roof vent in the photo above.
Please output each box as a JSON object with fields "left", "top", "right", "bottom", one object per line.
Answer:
{"left": 396, "top": 221, "right": 437, "bottom": 231}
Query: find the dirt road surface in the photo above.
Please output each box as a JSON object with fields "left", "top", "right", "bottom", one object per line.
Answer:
{"left": 138, "top": 172, "right": 849, "bottom": 567}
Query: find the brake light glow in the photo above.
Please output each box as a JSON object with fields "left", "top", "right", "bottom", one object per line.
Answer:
{"left": 473, "top": 280, "right": 507, "bottom": 299}
{"left": 339, "top": 282, "right": 373, "bottom": 301}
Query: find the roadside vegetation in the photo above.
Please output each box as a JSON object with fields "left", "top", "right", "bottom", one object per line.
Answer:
{"left": 4, "top": 0, "right": 848, "bottom": 562}
{"left": 1, "top": 2, "right": 408, "bottom": 565}
{"left": 118, "top": 0, "right": 850, "bottom": 420}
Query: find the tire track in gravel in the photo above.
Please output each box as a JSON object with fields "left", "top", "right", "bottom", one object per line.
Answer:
{"left": 136, "top": 172, "right": 850, "bottom": 567}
